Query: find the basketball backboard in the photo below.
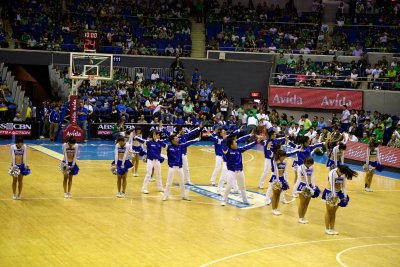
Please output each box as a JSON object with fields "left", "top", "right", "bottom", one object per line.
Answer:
{"left": 69, "top": 52, "right": 113, "bottom": 81}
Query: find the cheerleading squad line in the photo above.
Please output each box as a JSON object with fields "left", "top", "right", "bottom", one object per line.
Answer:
{"left": 9, "top": 126, "right": 383, "bottom": 235}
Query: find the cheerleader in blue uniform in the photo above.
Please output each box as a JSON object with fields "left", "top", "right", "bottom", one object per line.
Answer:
{"left": 363, "top": 141, "right": 382, "bottom": 192}
{"left": 291, "top": 136, "right": 324, "bottom": 197}
{"left": 269, "top": 150, "right": 290, "bottom": 215}
{"left": 10, "top": 137, "right": 31, "bottom": 200}
{"left": 61, "top": 137, "right": 79, "bottom": 198}
{"left": 322, "top": 165, "right": 357, "bottom": 235}
{"left": 162, "top": 124, "right": 201, "bottom": 184}
{"left": 216, "top": 130, "right": 251, "bottom": 195}
{"left": 209, "top": 128, "right": 227, "bottom": 186}
{"left": 135, "top": 130, "right": 167, "bottom": 194}
{"left": 131, "top": 127, "right": 145, "bottom": 177}
{"left": 326, "top": 143, "right": 346, "bottom": 170}
{"left": 258, "top": 131, "right": 287, "bottom": 189}
{"left": 220, "top": 137, "right": 259, "bottom": 206}
{"left": 295, "top": 157, "right": 320, "bottom": 223}
{"left": 112, "top": 135, "right": 134, "bottom": 198}
{"left": 162, "top": 134, "right": 200, "bottom": 201}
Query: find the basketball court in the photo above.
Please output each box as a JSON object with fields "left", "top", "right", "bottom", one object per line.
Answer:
{"left": 0, "top": 140, "right": 399, "bottom": 267}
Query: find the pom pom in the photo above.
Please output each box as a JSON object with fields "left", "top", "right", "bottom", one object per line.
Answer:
{"left": 281, "top": 180, "right": 289, "bottom": 191}
{"left": 59, "top": 162, "right": 69, "bottom": 174}
{"left": 158, "top": 156, "right": 165, "bottom": 163}
{"left": 110, "top": 164, "right": 117, "bottom": 175}
{"left": 326, "top": 193, "right": 340, "bottom": 207}
{"left": 312, "top": 186, "right": 321, "bottom": 198}
{"left": 271, "top": 180, "right": 282, "bottom": 190}
{"left": 22, "top": 168, "right": 31, "bottom": 176}
{"left": 338, "top": 195, "right": 350, "bottom": 207}
{"left": 375, "top": 164, "right": 384, "bottom": 172}
{"left": 9, "top": 166, "right": 20, "bottom": 177}
{"left": 301, "top": 186, "right": 314, "bottom": 198}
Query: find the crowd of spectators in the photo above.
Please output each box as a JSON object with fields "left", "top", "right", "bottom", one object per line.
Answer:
{"left": 5, "top": 0, "right": 192, "bottom": 56}
{"left": 274, "top": 54, "right": 400, "bottom": 90}
{"left": 205, "top": 0, "right": 321, "bottom": 53}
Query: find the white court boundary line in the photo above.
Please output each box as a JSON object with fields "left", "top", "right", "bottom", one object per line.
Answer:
{"left": 199, "top": 236, "right": 400, "bottom": 267}
{"left": 336, "top": 243, "right": 400, "bottom": 267}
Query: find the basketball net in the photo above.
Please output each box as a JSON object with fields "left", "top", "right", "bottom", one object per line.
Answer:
{"left": 88, "top": 74, "right": 98, "bottom": 87}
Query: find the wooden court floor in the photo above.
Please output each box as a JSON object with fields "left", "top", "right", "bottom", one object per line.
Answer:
{"left": 0, "top": 144, "right": 399, "bottom": 267}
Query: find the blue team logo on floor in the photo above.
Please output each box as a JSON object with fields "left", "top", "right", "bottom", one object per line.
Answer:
{"left": 185, "top": 184, "right": 267, "bottom": 209}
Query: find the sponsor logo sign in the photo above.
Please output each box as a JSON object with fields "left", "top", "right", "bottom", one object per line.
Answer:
{"left": 268, "top": 87, "right": 363, "bottom": 110}
{"left": 62, "top": 124, "right": 84, "bottom": 142}
{"left": 345, "top": 141, "right": 400, "bottom": 169}
{"left": 0, "top": 122, "right": 38, "bottom": 138}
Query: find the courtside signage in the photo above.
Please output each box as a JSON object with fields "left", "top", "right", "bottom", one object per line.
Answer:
{"left": 268, "top": 87, "right": 363, "bottom": 110}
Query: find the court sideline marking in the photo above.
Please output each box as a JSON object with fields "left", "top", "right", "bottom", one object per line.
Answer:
{"left": 336, "top": 243, "right": 400, "bottom": 267}
{"left": 199, "top": 236, "right": 400, "bottom": 267}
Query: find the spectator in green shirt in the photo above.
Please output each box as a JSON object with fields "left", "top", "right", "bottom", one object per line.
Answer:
{"left": 312, "top": 116, "right": 319, "bottom": 128}
{"left": 277, "top": 53, "right": 287, "bottom": 65}
{"left": 359, "top": 132, "right": 370, "bottom": 144}
{"left": 303, "top": 115, "right": 312, "bottom": 131}
{"left": 373, "top": 126, "right": 384, "bottom": 143}
{"left": 297, "top": 125, "right": 307, "bottom": 137}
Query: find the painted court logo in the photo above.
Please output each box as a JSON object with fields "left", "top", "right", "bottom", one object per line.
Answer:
{"left": 185, "top": 184, "right": 267, "bottom": 209}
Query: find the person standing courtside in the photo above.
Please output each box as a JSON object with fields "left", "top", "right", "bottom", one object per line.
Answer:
{"left": 49, "top": 106, "right": 61, "bottom": 141}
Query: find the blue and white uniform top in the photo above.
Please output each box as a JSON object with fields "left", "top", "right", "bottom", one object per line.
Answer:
{"left": 272, "top": 159, "right": 288, "bottom": 181}
{"left": 166, "top": 138, "right": 200, "bottom": 168}
{"left": 223, "top": 141, "right": 256, "bottom": 172}
{"left": 209, "top": 129, "right": 240, "bottom": 157}
{"left": 10, "top": 144, "right": 27, "bottom": 166}
{"left": 114, "top": 142, "right": 131, "bottom": 164}
{"left": 62, "top": 143, "right": 78, "bottom": 165}
{"left": 366, "top": 146, "right": 381, "bottom": 165}
{"left": 162, "top": 127, "right": 200, "bottom": 155}
{"left": 260, "top": 137, "right": 286, "bottom": 159}
{"left": 293, "top": 143, "right": 324, "bottom": 165}
{"left": 296, "top": 164, "right": 315, "bottom": 186}
{"left": 222, "top": 134, "right": 251, "bottom": 163}
{"left": 135, "top": 136, "right": 167, "bottom": 161}
{"left": 327, "top": 168, "right": 347, "bottom": 197}
{"left": 330, "top": 145, "right": 345, "bottom": 167}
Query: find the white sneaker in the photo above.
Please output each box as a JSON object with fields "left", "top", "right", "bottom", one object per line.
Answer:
{"left": 185, "top": 181, "right": 193, "bottom": 185}
{"left": 182, "top": 197, "right": 191, "bottom": 201}
{"left": 298, "top": 218, "right": 308, "bottom": 224}
{"left": 258, "top": 186, "right": 264, "bottom": 189}
{"left": 265, "top": 198, "right": 272, "bottom": 205}
{"left": 67, "top": 192, "right": 72, "bottom": 198}
{"left": 331, "top": 229, "right": 339, "bottom": 235}
{"left": 325, "top": 229, "right": 335, "bottom": 235}
{"left": 12, "top": 194, "right": 17, "bottom": 200}
{"left": 272, "top": 209, "right": 282, "bottom": 216}
{"left": 365, "top": 187, "right": 373, "bottom": 192}
{"left": 243, "top": 201, "right": 250, "bottom": 205}
{"left": 149, "top": 178, "right": 156, "bottom": 182}
{"left": 162, "top": 197, "right": 168, "bottom": 201}
{"left": 64, "top": 193, "right": 69, "bottom": 198}
{"left": 210, "top": 183, "right": 216, "bottom": 186}
{"left": 133, "top": 173, "right": 139, "bottom": 177}
{"left": 16, "top": 195, "right": 21, "bottom": 200}
{"left": 120, "top": 193, "right": 125, "bottom": 198}
{"left": 116, "top": 192, "right": 122, "bottom": 198}
{"left": 142, "top": 190, "right": 149, "bottom": 194}
{"left": 221, "top": 201, "right": 226, "bottom": 206}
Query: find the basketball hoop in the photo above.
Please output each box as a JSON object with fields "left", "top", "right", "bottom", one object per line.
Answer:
{"left": 88, "top": 74, "right": 98, "bottom": 86}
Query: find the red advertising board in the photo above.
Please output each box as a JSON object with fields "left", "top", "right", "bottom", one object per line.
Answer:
{"left": 345, "top": 141, "right": 400, "bottom": 169}
{"left": 62, "top": 95, "right": 84, "bottom": 142}
{"left": 268, "top": 87, "right": 363, "bottom": 110}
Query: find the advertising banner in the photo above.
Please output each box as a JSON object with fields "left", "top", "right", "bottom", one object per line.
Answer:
{"left": 62, "top": 95, "right": 84, "bottom": 142}
{"left": 268, "top": 87, "right": 363, "bottom": 110}
{"left": 0, "top": 122, "right": 40, "bottom": 139}
{"left": 345, "top": 141, "right": 400, "bottom": 169}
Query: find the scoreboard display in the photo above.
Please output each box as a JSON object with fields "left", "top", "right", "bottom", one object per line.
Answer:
{"left": 81, "top": 30, "right": 98, "bottom": 51}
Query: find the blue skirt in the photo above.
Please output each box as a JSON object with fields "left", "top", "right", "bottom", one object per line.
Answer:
{"left": 296, "top": 182, "right": 320, "bottom": 198}
{"left": 111, "top": 160, "right": 133, "bottom": 175}
{"left": 63, "top": 161, "right": 79, "bottom": 175}
{"left": 17, "top": 164, "right": 31, "bottom": 176}
{"left": 369, "top": 161, "right": 384, "bottom": 172}
{"left": 321, "top": 189, "right": 349, "bottom": 207}
{"left": 326, "top": 159, "right": 342, "bottom": 169}
{"left": 269, "top": 175, "right": 289, "bottom": 191}
{"left": 132, "top": 145, "right": 146, "bottom": 157}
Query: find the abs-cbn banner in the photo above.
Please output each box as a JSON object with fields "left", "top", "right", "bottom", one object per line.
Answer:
{"left": 0, "top": 122, "right": 40, "bottom": 139}
{"left": 268, "top": 87, "right": 363, "bottom": 110}
{"left": 345, "top": 141, "right": 400, "bottom": 169}
{"left": 89, "top": 123, "right": 213, "bottom": 140}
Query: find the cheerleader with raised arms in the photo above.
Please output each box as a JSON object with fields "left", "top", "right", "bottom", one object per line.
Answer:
{"left": 295, "top": 157, "right": 320, "bottom": 223}
{"left": 10, "top": 137, "right": 31, "bottom": 200}
{"left": 131, "top": 127, "right": 145, "bottom": 177}
{"left": 135, "top": 130, "right": 167, "bottom": 194}
{"left": 322, "top": 165, "right": 358, "bottom": 235}
{"left": 61, "top": 137, "right": 79, "bottom": 198}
